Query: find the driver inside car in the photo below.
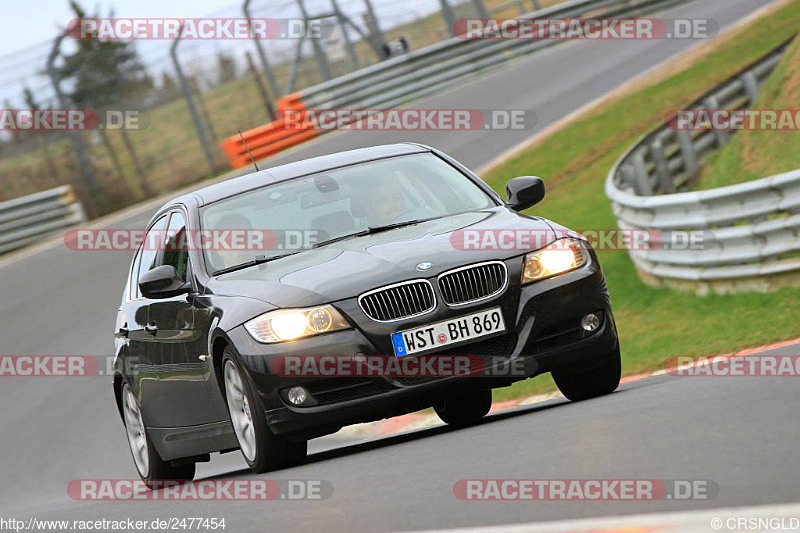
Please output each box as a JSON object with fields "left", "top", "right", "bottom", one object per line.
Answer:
{"left": 363, "top": 175, "right": 408, "bottom": 227}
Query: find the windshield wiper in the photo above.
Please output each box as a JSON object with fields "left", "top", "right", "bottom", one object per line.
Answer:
{"left": 312, "top": 217, "right": 440, "bottom": 249}
{"left": 212, "top": 252, "right": 298, "bottom": 276}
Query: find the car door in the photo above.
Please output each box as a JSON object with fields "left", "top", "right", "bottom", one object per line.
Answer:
{"left": 145, "top": 209, "right": 222, "bottom": 428}
{"left": 121, "top": 215, "right": 168, "bottom": 425}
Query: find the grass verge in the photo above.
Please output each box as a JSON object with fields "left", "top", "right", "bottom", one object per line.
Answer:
{"left": 482, "top": 0, "right": 800, "bottom": 402}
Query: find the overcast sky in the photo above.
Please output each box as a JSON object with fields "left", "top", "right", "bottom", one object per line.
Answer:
{"left": 1, "top": 0, "right": 243, "bottom": 56}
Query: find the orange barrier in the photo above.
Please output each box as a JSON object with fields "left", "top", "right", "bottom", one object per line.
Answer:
{"left": 221, "top": 93, "right": 317, "bottom": 169}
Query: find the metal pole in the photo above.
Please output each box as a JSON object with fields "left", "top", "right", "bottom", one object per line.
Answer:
{"left": 286, "top": 36, "right": 307, "bottom": 94}
{"left": 243, "top": 0, "right": 282, "bottom": 98}
{"left": 438, "top": 0, "right": 457, "bottom": 37}
{"left": 119, "top": 128, "right": 152, "bottom": 196}
{"left": 191, "top": 77, "right": 221, "bottom": 150}
{"left": 246, "top": 51, "right": 276, "bottom": 120}
{"left": 340, "top": 12, "right": 382, "bottom": 59}
{"left": 46, "top": 34, "right": 97, "bottom": 192}
{"left": 472, "top": 0, "right": 490, "bottom": 19}
{"left": 331, "top": 0, "right": 360, "bottom": 70}
{"left": 297, "top": 0, "right": 333, "bottom": 80}
{"left": 170, "top": 33, "right": 218, "bottom": 173}
{"left": 362, "top": 0, "right": 386, "bottom": 54}
{"left": 532, "top": 0, "right": 541, "bottom": 11}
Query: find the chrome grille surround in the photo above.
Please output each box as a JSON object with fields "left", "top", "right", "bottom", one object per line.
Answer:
{"left": 358, "top": 279, "right": 436, "bottom": 322}
{"left": 437, "top": 261, "right": 508, "bottom": 306}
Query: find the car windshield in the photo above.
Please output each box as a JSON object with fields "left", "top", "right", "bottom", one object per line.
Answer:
{"left": 200, "top": 153, "right": 496, "bottom": 273}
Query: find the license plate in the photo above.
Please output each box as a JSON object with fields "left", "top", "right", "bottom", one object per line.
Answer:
{"left": 391, "top": 307, "right": 506, "bottom": 357}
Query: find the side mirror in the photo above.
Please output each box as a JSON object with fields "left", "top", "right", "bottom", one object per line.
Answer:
{"left": 506, "top": 176, "right": 545, "bottom": 211}
{"left": 139, "top": 265, "right": 191, "bottom": 299}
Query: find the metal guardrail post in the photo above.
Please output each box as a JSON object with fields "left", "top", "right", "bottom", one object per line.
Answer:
{"left": 649, "top": 139, "right": 675, "bottom": 193}
{"left": 740, "top": 71, "right": 760, "bottom": 103}
{"left": 675, "top": 130, "right": 699, "bottom": 177}
{"left": 703, "top": 95, "right": 730, "bottom": 146}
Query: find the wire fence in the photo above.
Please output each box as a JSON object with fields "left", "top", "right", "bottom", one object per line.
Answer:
{"left": 0, "top": 0, "right": 555, "bottom": 218}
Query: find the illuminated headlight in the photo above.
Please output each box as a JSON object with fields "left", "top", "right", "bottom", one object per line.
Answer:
{"left": 245, "top": 305, "right": 350, "bottom": 343}
{"left": 521, "top": 237, "right": 589, "bottom": 284}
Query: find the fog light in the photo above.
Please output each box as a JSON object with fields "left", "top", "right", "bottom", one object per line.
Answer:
{"left": 581, "top": 313, "right": 601, "bottom": 332}
{"left": 287, "top": 386, "right": 308, "bottom": 406}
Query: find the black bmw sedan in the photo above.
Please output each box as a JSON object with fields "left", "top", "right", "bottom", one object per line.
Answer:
{"left": 113, "top": 143, "right": 620, "bottom": 485}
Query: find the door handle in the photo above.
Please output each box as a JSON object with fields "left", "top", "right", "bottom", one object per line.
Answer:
{"left": 144, "top": 323, "right": 158, "bottom": 335}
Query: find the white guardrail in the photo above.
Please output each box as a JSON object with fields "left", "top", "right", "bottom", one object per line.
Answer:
{"left": 0, "top": 186, "right": 87, "bottom": 254}
{"left": 292, "top": 0, "right": 692, "bottom": 113}
{"left": 604, "top": 40, "right": 798, "bottom": 291}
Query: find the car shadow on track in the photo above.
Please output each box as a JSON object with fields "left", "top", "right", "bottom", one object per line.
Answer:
{"left": 200, "top": 382, "right": 648, "bottom": 481}
{"left": 202, "top": 394, "right": 582, "bottom": 481}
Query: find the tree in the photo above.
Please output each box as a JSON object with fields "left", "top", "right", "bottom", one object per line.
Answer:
{"left": 56, "top": 1, "right": 153, "bottom": 109}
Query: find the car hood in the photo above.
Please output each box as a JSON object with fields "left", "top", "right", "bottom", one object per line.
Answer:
{"left": 205, "top": 207, "right": 557, "bottom": 308}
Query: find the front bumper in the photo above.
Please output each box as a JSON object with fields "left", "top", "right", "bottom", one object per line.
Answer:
{"left": 228, "top": 252, "right": 618, "bottom": 439}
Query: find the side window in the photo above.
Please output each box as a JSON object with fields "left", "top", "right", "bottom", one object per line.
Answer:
{"left": 136, "top": 216, "right": 168, "bottom": 299}
{"left": 127, "top": 249, "right": 142, "bottom": 301}
{"left": 162, "top": 211, "right": 189, "bottom": 281}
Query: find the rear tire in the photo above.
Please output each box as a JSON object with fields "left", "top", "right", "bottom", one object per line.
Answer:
{"left": 222, "top": 348, "right": 307, "bottom": 473}
{"left": 434, "top": 388, "right": 492, "bottom": 427}
{"left": 553, "top": 344, "right": 621, "bottom": 402}
{"left": 122, "top": 383, "right": 195, "bottom": 489}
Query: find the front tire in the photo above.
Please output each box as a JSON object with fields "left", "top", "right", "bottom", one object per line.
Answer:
{"left": 553, "top": 344, "right": 621, "bottom": 401}
{"left": 122, "top": 383, "right": 195, "bottom": 488}
{"left": 434, "top": 388, "right": 492, "bottom": 427}
{"left": 222, "top": 348, "right": 307, "bottom": 473}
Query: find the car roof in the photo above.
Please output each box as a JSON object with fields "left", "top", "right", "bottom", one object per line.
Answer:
{"left": 172, "top": 143, "right": 431, "bottom": 209}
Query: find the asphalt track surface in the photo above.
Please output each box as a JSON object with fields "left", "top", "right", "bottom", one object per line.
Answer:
{"left": 0, "top": 0, "right": 794, "bottom": 530}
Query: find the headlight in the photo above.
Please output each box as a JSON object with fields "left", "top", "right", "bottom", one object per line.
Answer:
{"left": 245, "top": 305, "right": 350, "bottom": 343}
{"left": 521, "top": 237, "right": 589, "bottom": 284}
